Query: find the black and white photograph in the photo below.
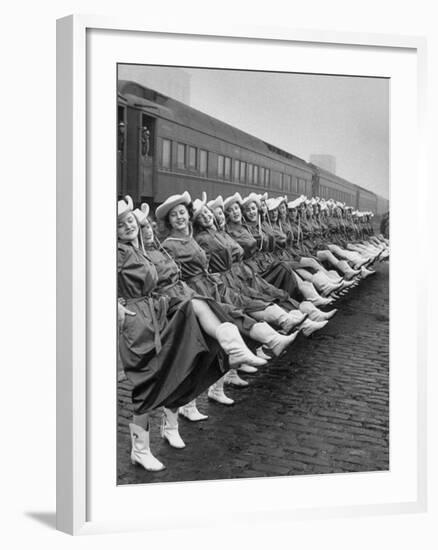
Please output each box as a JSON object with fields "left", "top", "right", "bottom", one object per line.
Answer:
{"left": 116, "top": 64, "right": 390, "bottom": 485}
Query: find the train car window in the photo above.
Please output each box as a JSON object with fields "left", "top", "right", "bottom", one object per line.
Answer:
{"left": 177, "top": 143, "right": 186, "bottom": 169}
{"left": 240, "top": 161, "right": 247, "bottom": 183}
{"left": 234, "top": 159, "right": 240, "bottom": 182}
{"left": 189, "top": 146, "right": 197, "bottom": 170}
{"left": 253, "top": 165, "right": 259, "bottom": 186}
{"left": 247, "top": 164, "right": 253, "bottom": 184}
{"left": 224, "top": 157, "right": 232, "bottom": 180}
{"left": 291, "top": 177, "right": 297, "bottom": 193}
{"left": 161, "top": 139, "right": 172, "bottom": 169}
{"left": 260, "top": 167, "right": 265, "bottom": 187}
{"left": 199, "top": 150, "right": 208, "bottom": 177}
{"left": 218, "top": 155, "right": 224, "bottom": 178}
{"left": 140, "top": 115, "right": 153, "bottom": 157}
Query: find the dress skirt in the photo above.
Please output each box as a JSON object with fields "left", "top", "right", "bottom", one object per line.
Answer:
{"left": 120, "top": 295, "right": 225, "bottom": 414}
{"left": 185, "top": 273, "right": 257, "bottom": 335}
{"left": 251, "top": 251, "right": 303, "bottom": 300}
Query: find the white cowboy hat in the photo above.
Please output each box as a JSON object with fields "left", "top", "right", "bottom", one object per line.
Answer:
{"left": 288, "top": 195, "right": 306, "bottom": 209}
{"left": 155, "top": 191, "right": 192, "bottom": 220}
{"left": 223, "top": 192, "right": 243, "bottom": 211}
{"left": 265, "top": 196, "right": 283, "bottom": 211}
{"left": 132, "top": 202, "right": 150, "bottom": 226}
{"left": 207, "top": 195, "right": 224, "bottom": 211}
{"left": 118, "top": 195, "right": 134, "bottom": 217}
{"left": 241, "top": 192, "right": 261, "bottom": 209}
{"left": 192, "top": 192, "right": 208, "bottom": 220}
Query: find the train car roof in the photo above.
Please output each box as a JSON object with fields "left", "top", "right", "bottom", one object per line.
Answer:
{"left": 311, "top": 163, "right": 379, "bottom": 199}
{"left": 118, "top": 92, "right": 128, "bottom": 105}
{"left": 310, "top": 164, "right": 358, "bottom": 189}
{"left": 118, "top": 80, "right": 311, "bottom": 171}
{"left": 354, "top": 183, "right": 378, "bottom": 197}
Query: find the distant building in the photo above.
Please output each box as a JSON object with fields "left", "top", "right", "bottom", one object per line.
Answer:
{"left": 310, "top": 154, "right": 336, "bottom": 174}
{"left": 118, "top": 65, "right": 191, "bottom": 104}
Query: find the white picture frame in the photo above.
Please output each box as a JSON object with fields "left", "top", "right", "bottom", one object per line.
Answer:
{"left": 56, "top": 15, "right": 428, "bottom": 535}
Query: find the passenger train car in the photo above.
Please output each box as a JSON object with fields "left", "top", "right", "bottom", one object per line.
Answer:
{"left": 117, "top": 80, "right": 389, "bottom": 216}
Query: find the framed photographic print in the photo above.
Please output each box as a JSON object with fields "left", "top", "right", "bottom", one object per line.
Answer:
{"left": 57, "top": 15, "right": 427, "bottom": 535}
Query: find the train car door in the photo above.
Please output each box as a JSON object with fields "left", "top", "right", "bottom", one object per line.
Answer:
{"left": 311, "top": 170, "right": 320, "bottom": 197}
{"left": 117, "top": 102, "right": 127, "bottom": 196}
{"left": 355, "top": 188, "right": 360, "bottom": 210}
{"left": 138, "top": 113, "right": 155, "bottom": 200}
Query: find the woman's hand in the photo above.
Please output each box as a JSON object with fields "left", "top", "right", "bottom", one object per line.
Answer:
{"left": 118, "top": 302, "right": 136, "bottom": 329}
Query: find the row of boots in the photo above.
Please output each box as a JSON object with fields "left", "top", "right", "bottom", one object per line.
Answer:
{"left": 127, "top": 256, "right": 365, "bottom": 471}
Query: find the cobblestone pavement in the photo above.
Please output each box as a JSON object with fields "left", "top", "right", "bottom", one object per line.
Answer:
{"left": 117, "top": 261, "right": 389, "bottom": 485}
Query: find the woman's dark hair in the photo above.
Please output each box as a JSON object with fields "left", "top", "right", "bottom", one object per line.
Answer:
{"left": 163, "top": 201, "right": 194, "bottom": 230}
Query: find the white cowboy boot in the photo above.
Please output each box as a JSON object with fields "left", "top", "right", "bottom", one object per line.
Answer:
{"left": 208, "top": 376, "right": 234, "bottom": 405}
{"left": 238, "top": 364, "right": 258, "bottom": 374}
{"left": 261, "top": 304, "right": 299, "bottom": 333}
{"left": 300, "top": 301, "right": 337, "bottom": 321}
{"left": 249, "top": 322, "right": 298, "bottom": 357}
{"left": 225, "top": 368, "right": 249, "bottom": 387}
{"left": 179, "top": 399, "right": 208, "bottom": 422}
{"left": 161, "top": 408, "right": 186, "bottom": 449}
{"left": 215, "top": 322, "right": 267, "bottom": 368}
{"left": 325, "top": 270, "right": 344, "bottom": 283}
{"left": 301, "top": 319, "right": 328, "bottom": 336}
{"left": 310, "top": 295, "right": 334, "bottom": 307}
{"left": 299, "top": 281, "right": 334, "bottom": 306}
{"left": 312, "top": 271, "right": 343, "bottom": 297}
{"left": 336, "top": 260, "right": 360, "bottom": 279}
{"left": 256, "top": 346, "right": 271, "bottom": 360}
{"left": 360, "top": 266, "right": 376, "bottom": 278}
{"left": 338, "top": 278, "right": 356, "bottom": 290}
{"left": 129, "top": 423, "right": 165, "bottom": 472}
{"left": 287, "top": 309, "right": 306, "bottom": 324}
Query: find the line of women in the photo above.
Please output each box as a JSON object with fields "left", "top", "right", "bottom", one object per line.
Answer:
{"left": 117, "top": 191, "right": 389, "bottom": 472}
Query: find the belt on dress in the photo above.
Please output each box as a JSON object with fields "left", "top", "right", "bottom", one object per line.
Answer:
{"left": 125, "top": 294, "right": 163, "bottom": 354}
{"left": 186, "top": 271, "right": 213, "bottom": 284}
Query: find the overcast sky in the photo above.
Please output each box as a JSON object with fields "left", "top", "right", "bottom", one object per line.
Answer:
{"left": 120, "top": 65, "right": 389, "bottom": 199}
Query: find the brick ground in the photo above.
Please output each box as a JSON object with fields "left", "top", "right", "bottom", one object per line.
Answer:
{"left": 117, "top": 261, "right": 389, "bottom": 485}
